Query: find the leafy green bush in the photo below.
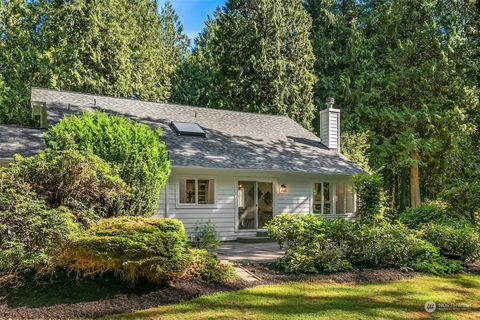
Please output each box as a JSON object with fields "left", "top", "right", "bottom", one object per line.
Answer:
{"left": 267, "top": 214, "right": 353, "bottom": 273}
{"left": 267, "top": 214, "right": 462, "bottom": 275}
{"left": 188, "top": 249, "right": 236, "bottom": 283}
{"left": 61, "top": 217, "right": 189, "bottom": 285}
{"left": 398, "top": 201, "right": 459, "bottom": 229}
{"left": 420, "top": 222, "right": 480, "bottom": 262}
{"left": 45, "top": 111, "right": 170, "bottom": 216}
{"left": 441, "top": 180, "right": 480, "bottom": 224}
{"left": 0, "top": 171, "right": 79, "bottom": 285}
{"left": 347, "top": 222, "right": 460, "bottom": 274}
{"left": 9, "top": 149, "right": 129, "bottom": 225}
{"left": 193, "top": 222, "right": 220, "bottom": 249}
{"left": 353, "top": 174, "right": 385, "bottom": 223}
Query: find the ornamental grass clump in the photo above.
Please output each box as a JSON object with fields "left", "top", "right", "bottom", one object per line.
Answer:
{"left": 61, "top": 217, "right": 190, "bottom": 285}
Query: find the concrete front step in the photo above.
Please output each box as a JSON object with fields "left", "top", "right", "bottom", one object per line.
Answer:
{"left": 236, "top": 236, "right": 275, "bottom": 243}
{"left": 256, "top": 231, "right": 269, "bottom": 237}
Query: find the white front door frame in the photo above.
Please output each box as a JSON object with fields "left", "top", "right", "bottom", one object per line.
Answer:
{"left": 234, "top": 176, "right": 276, "bottom": 232}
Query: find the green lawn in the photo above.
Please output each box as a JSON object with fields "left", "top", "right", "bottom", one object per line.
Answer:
{"left": 106, "top": 274, "right": 480, "bottom": 320}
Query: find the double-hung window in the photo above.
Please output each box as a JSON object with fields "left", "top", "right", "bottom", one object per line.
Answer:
{"left": 178, "top": 178, "right": 215, "bottom": 205}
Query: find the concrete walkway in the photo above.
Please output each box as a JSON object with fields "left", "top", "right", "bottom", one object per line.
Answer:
{"left": 213, "top": 241, "right": 284, "bottom": 264}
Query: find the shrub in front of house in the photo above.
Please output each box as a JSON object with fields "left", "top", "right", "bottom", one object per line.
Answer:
{"left": 352, "top": 174, "right": 386, "bottom": 223}
{"left": 45, "top": 111, "right": 170, "bottom": 216}
{"left": 398, "top": 201, "right": 462, "bottom": 229}
{"left": 0, "top": 171, "right": 80, "bottom": 286}
{"left": 398, "top": 202, "right": 480, "bottom": 262}
{"left": 267, "top": 214, "right": 462, "bottom": 275}
{"left": 61, "top": 216, "right": 190, "bottom": 285}
{"left": 9, "top": 149, "right": 130, "bottom": 225}
{"left": 267, "top": 214, "right": 354, "bottom": 273}
{"left": 193, "top": 222, "right": 220, "bottom": 249}
{"left": 347, "top": 221, "right": 461, "bottom": 274}
{"left": 419, "top": 222, "right": 480, "bottom": 262}
{"left": 441, "top": 180, "right": 480, "bottom": 224}
{"left": 188, "top": 249, "right": 236, "bottom": 283}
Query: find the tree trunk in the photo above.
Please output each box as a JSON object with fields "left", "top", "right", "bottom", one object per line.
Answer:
{"left": 410, "top": 151, "right": 421, "bottom": 208}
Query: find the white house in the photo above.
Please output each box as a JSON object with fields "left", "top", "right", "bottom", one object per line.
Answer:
{"left": 0, "top": 88, "right": 364, "bottom": 240}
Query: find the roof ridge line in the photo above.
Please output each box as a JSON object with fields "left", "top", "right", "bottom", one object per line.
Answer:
{"left": 31, "top": 87, "right": 292, "bottom": 120}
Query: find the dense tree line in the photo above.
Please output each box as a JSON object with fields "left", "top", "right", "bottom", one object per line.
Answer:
{"left": 1, "top": 0, "right": 479, "bottom": 212}
{"left": 0, "top": 0, "right": 189, "bottom": 125}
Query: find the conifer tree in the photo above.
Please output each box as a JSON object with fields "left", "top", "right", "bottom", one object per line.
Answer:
{"left": 209, "top": 0, "right": 317, "bottom": 128}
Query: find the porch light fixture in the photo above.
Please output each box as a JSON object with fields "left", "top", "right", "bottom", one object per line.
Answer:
{"left": 279, "top": 184, "right": 287, "bottom": 193}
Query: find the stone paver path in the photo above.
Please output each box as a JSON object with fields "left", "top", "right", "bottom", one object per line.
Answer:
{"left": 214, "top": 241, "right": 284, "bottom": 264}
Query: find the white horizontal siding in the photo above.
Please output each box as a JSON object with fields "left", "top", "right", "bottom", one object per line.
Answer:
{"left": 156, "top": 167, "right": 355, "bottom": 240}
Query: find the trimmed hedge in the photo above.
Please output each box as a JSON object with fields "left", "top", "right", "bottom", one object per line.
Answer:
{"left": 9, "top": 149, "right": 129, "bottom": 224}
{"left": 61, "top": 216, "right": 235, "bottom": 285}
{"left": 45, "top": 111, "right": 170, "bottom": 216}
{"left": 267, "top": 214, "right": 462, "bottom": 275}
{"left": 61, "top": 217, "right": 189, "bottom": 285}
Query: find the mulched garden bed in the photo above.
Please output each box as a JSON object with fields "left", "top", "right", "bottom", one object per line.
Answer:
{"left": 0, "top": 265, "right": 455, "bottom": 320}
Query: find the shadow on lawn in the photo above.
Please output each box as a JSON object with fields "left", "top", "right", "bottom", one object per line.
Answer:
{"left": 1, "top": 269, "right": 158, "bottom": 308}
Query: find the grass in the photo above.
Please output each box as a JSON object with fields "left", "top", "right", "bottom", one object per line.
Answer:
{"left": 106, "top": 274, "right": 480, "bottom": 320}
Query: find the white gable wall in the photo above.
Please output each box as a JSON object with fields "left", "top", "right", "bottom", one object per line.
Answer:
{"left": 156, "top": 166, "right": 356, "bottom": 241}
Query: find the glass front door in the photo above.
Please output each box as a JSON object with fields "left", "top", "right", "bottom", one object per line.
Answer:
{"left": 237, "top": 181, "right": 273, "bottom": 230}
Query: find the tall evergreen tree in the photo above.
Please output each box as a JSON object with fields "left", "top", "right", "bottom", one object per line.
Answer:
{"left": 171, "top": 8, "right": 220, "bottom": 106}
{"left": 366, "top": 0, "right": 478, "bottom": 208}
{"left": 159, "top": 1, "right": 190, "bottom": 69}
{"left": 0, "top": 0, "right": 39, "bottom": 124}
{"left": 209, "top": 0, "right": 317, "bottom": 128}
{"left": 306, "top": 0, "right": 371, "bottom": 133}
{"left": 0, "top": 0, "right": 190, "bottom": 125}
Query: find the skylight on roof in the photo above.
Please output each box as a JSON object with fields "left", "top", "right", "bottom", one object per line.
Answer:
{"left": 171, "top": 121, "right": 206, "bottom": 137}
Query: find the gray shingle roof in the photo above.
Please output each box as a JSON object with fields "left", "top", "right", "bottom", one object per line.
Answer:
{"left": 0, "top": 125, "right": 46, "bottom": 159}
{"left": 31, "top": 87, "right": 364, "bottom": 175}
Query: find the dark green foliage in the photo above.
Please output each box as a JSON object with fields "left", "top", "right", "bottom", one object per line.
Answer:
{"left": 420, "top": 222, "right": 480, "bottom": 263}
{"left": 0, "top": 171, "right": 79, "bottom": 285}
{"left": 61, "top": 217, "right": 190, "bottom": 285}
{"left": 8, "top": 149, "right": 129, "bottom": 225}
{"left": 347, "top": 222, "right": 458, "bottom": 274}
{"left": 306, "top": 0, "right": 479, "bottom": 211}
{"left": 0, "top": 0, "right": 38, "bottom": 125}
{"left": 45, "top": 112, "right": 170, "bottom": 216}
{"left": 398, "top": 202, "right": 458, "bottom": 229}
{"left": 353, "top": 174, "right": 384, "bottom": 223}
{"left": 267, "top": 214, "right": 353, "bottom": 273}
{"left": 176, "top": 0, "right": 316, "bottom": 128}
{"left": 171, "top": 9, "right": 221, "bottom": 107}
{"left": 193, "top": 222, "right": 220, "bottom": 249}
{"left": 441, "top": 180, "right": 480, "bottom": 224}
{"left": 267, "top": 214, "right": 462, "bottom": 275}
{"left": 341, "top": 131, "right": 372, "bottom": 173}
{"left": 0, "top": 0, "right": 190, "bottom": 125}
{"left": 188, "top": 249, "right": 236, "bottom": 283}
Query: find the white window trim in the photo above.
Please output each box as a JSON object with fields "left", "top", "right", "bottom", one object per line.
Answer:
{"left": 312, "top": 181, "right": 358, "bottom": 216}
{"left": 176, "top": 175, "right": 217, "bottom": 208}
